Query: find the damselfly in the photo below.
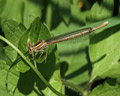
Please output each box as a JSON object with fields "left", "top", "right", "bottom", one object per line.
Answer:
{"left": 28, "top": 21, "right": 108, "bottom": 60}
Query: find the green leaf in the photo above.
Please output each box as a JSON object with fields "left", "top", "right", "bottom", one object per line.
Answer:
{"left": 86, "top": 0, "right": 114, "bottom": 24}
{"left": 1, "top": 0, "right": 24, "bottom": 23}
{"left": 0, "top": 85, "right": 11, "bottom": 96}
{"left": 0, "top": 60, "right": 19, "bottom": 95}
{"left": 42, "top": 70, "right": 63, "bottom": 96}
{"left": 89, "top": 19, "right": 120, "bottom": 81}
{"left": 14, "top": 69, "right": 62, "bottom": 96}
{"left": 23, "top": 0, "right": 43, "bottom": 28}
{"left": 89, "top": 79, "right": 120, "bottom": 96}
{"left": 52, "top": 22, "right": 90, "bottom": 88}
{"left": 1, "top": 0, "right": 42, "bottom": 28}
{"left": 19, "top": 17, "right": 51, "bottom": 53}
{"left": 18, "top": 17, "right": 55, "bottom": 73}
{"left": 1, "top": 20, "right": 20, "bottom": 45}
{"left": 0, "top": 40, "right": 7, "bottom": 61}
{"left": 0, "top": 0, "right": 6, "bottom": 14}
{"left": 3, "top": 46, "right": 17, "bottom": 62}
{"left": 59, "top": 0, "right": 71, "bottom": 24}
{"left": 52, "top": 16, "right": 120, "bottom": 88}
{"left": 0, "top": 60, "right": 62, "bottom": 96}
{"left": 17, "top": 17, "right": 62, "bottom": 95}
{"left": 1, "top": 20, "right": 26, "bottom": 61}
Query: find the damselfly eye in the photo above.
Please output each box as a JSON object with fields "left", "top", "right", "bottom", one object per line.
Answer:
{"left": 28, "top": 42, "right": 33, "bottom": 54}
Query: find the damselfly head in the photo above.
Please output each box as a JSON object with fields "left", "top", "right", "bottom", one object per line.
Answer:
{"left": 28, "top": 42, "right": 33, "bottom": 54}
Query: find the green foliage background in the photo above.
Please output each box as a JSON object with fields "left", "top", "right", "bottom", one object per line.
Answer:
{"left": 0, "top": 0, "right": 120, "bottom": 96}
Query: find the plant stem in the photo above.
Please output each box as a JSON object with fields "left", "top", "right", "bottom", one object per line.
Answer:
{"left": 62, "top": 80, "right": 84, "bottom": 95}
{"left": 0, "top": 35, "right": 65, "bottom": 96}
{"left": 84, "top": 74, "right": 94, "bottom": 96}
